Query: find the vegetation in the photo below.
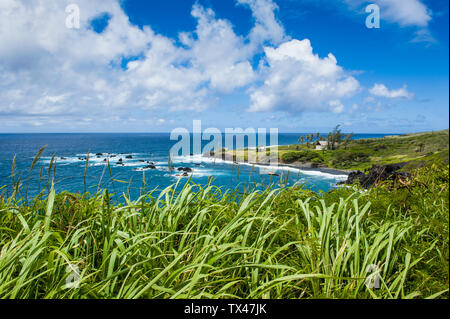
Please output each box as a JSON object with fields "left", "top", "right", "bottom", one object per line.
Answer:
{"left": 277, "top": 129, "right": 449, "bottom": 170}
{"left": 326, "top": 125, "right": 349, "bottom": 150}
{"left": 211, "top": 130, "right": 448, "bottom": 171}
{"left": 281, "top": 150, "right": 323, "bottom": 165}
{"left": 0, "top": 154, "right": 448, "bottom": 299}
{"left": 298, "top": 132, "right": 322, "bottom": 149}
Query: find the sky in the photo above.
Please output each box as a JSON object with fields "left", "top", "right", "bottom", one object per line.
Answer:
{"left": 0, "top": 0, "right": 448, "bottom": 133}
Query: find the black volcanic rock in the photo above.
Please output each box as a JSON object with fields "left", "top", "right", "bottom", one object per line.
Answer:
{"left": 339, "top": 163, "right": 410, "bottom": 188}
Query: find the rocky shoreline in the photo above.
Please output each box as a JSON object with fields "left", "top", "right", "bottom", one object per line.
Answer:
{"left": 339, "top": 162, "right": 411, "bottom": 188}
{"left": 202, "top": 153, "right": 350, "bottom": 177}
{"left": 247, "top": 161, "right": 351, "bottom": 176}
{"left": 202, "top": 153, "right": 415, "bottom": 189}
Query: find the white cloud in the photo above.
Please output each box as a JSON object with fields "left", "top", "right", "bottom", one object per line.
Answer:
{"left": 377, "top": 0, "right": 431, "bottom": 27}
{"left": 237, "top": 0, "right": 286, "bottom": 49}
{"left": 0, "top": 0, "right": 381, "bottom": 129}
{"left": 345, "top": 0, "right": 432, "bottom": 27}
{"left": 369, "top": 83, "right": 414, "bottom": 99}
{"left": 247, "top": 39, "right": 360, "bottom": 113}
{"left": 179, "top": 5, "right": 255, "bottom": 93}
{"left": 411, "top": 28, "right": 436, "bottom": 44}
{"left": 0, "top": 0, "right": 156, "bottom": 118}
{"left": 0, "top": 0, "right": 263, "bottom": 120}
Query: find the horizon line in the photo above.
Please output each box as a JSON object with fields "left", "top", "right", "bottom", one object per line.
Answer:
{"left": 0, "top": 130, "right": 447, "bottom": 135}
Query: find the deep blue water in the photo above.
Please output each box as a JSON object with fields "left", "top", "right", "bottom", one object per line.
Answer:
{"left": 0, "top": 133, "right": 392, "bottom": 200}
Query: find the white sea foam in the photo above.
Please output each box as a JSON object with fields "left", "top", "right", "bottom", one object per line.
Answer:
{"left": 39, "top": 152, "right": 347, "bottom": 182}
{"left": 174, "top": 154, "right": 348, "bottom": 181}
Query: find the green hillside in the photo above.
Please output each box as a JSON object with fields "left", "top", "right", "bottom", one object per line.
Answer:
{"left": 277, "top": 129, "right": 449, "bottom": 170}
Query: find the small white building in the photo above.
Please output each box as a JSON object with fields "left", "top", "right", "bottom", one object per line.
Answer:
{"left": 315, "top": 141, "right": 340, "bottom": 150}
{"left": 315, "top": 141, "right": 330, "bottom": 150}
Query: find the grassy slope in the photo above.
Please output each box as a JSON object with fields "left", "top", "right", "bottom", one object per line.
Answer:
{"left": 0, "top": 161, "right": 448, "bottom": 299}
{"left": 277, "top": 129, "right": 449, "bottom": 170}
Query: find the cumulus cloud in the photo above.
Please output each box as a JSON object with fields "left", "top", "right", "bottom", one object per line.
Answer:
{"left": 0, "top": 0, "right": 291, "bottom": 120}
{"left": 179, "top": 5, "right": 255, "bottom": 93}
{"left": 344, "top": 0, "right": 432, "bottom": 27}
{"left": 343, "top": 0, "right": 434, "bottom": 44}
{"left": 0, "top": 0, "right": 155, "bottom": 118}
{"left": 377, "top": 0, "right": 431, "bottom": 27}
{"left": 369, "top": 83, "right": 414, "bottom": 99}
{"left": 247, "top": 39, "right": 360, "bottom": 113}
{"left": 0, "top": 0, "right": 377, "bottom": 129}
{"left": 237, "top": 0, "right": 286, "bottom": 50}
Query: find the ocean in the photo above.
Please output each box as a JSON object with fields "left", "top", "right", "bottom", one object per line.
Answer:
{"left": 0, "top": 133, "right": 391, "bottom": 200}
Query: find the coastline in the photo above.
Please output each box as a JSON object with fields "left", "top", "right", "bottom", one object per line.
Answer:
{"left": 201, "top": 153, "right": 350, "bottom": 177}
{"left": 249, "top": 161, "right": 352, "bottom": 176}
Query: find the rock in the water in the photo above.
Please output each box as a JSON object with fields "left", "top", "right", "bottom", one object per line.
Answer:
{"left": 96, "top": 153, "right": 103, "bottom": 156}
{"left": 126, "top": 155, "right": 133, "bottom": 159}
{"left": 176, "top": 172, "right": 189, "bottom": 177}
{"left": 177, "top": 167, "right": 193, "bottom": 173}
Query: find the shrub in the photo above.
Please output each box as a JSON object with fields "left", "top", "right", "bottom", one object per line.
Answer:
{"left": 281, "top": 151, "right": 323, "bottom": 164}
{"left": 332, "top": 151, "right": 370, "bottom": 168}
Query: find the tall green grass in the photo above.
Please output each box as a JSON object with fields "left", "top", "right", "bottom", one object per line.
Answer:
{"left": 0, "top": 156, "right": 448, "bottom": 299}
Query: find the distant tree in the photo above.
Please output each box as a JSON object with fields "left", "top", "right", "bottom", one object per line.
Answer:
{"left": 299, "top": 133, "right": 324, "bottom": 149}
{"left": 343, "top": 133, "right": 354, "bottom": 149}
{"left": 327, "top": 125, "right": 346, "bottom": 150}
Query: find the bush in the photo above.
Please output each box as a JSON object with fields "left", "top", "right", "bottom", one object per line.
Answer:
{"left": 281, "top": 151, "right": 323, "bottom": 164}
{"left": 332, "top": 151, "right": 370, "bottom": 168}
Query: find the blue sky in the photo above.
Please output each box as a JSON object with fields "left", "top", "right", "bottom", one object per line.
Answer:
{"left": 0, "top": 0, "right": 448, "bottom": 133}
